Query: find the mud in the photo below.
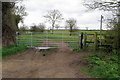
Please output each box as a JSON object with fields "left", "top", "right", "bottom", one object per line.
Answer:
{"left": 2, "top": 42, "right": 91, "bottom": 78}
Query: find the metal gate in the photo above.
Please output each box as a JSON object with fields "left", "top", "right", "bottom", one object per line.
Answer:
{"left": 16, "top": 31, "right": 79, "bottom": 48}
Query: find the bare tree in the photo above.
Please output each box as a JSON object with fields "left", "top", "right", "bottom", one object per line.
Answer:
{"left": 38, "top": 23, "right": 46, "bottom": 32}
{"left": 66, "top": 18, "right": 77, "bottom": 36}
{"left": 84, "top": 0, "right": 120, "bottom": 22}
{"left": 84, "top": 0, "right": 119, "bottom": 11}
{"left": 55, "top": 24, "right": 60, "bottom": 30}
{"left": 84, "top": 0, "right": 120, "bottom": 49}
{"left": 44, "top": 9, "right": 63, "bottom": 33}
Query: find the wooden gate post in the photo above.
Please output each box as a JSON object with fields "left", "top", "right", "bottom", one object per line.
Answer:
{"left": 79, "top": 32, "right": 83, "bottom": 49}
{"left": 83, "top": 32, "right": 87, "bottom": 49}
{"left": 94, "top": 32, "right": 98, "bottom": 51}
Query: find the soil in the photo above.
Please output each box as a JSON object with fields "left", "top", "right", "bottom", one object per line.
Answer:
{"left": 2, "top": 42, "right": 92, "bottom": 78}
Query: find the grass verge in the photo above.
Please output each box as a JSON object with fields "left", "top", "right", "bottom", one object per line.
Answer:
{"left": 2, "top": 44, "right": 28, "bottom": 58}
{"left": 83, "top": 51, "right": 119, "bottom": 78}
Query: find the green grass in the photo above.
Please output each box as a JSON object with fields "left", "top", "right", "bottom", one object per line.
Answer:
{"left": 2, "top": 44, "right": 28, "bottom": 58}
{"left": 83, "top": 51, "right": 119, "bottom": 78}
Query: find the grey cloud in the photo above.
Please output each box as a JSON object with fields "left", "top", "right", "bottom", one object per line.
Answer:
{"left": 19, "top": 0, "right": 110, "bottom": 30}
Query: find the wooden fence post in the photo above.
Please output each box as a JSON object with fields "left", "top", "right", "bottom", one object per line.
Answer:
{"left": 79, "top": 32, "right": 83, "bottom": 49}
{"left": 94, "top": 32, "right": 98, "bottom": 51}
{"left": 83, "top": 32, "right": 87, "bottom": 49}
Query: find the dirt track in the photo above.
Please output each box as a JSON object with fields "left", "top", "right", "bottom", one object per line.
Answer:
{"left": 2, "top": 42, "right": 91, "bottom": 78}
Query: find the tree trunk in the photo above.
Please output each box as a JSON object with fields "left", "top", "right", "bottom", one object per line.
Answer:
{"left": 2, "top": 25, "right": 16, "bottom": 47}
{"left": 70, "top": 31, "right": 71, "bottom": 36}
{"left": 69, "top": 27, "right": 72, "bottom": 36}
{"left": 2, "top": 2, "right": 17, "bottom": 47}
{"left": 51, "top": 23, "right": 55, "bottom": 34}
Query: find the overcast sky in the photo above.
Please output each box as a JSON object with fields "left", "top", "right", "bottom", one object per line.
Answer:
{"left": 18, "top": 0, "right": 112, "bottom": 30}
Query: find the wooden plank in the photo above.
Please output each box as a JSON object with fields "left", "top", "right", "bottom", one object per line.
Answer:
{"left": 86, "top": 34, "right": 94, "bottom": 35}
{"left": 86, "top": 41, "right": 94, "bottom": 43}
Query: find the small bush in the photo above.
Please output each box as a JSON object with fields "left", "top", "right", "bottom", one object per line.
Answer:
{"left": 30, "top": 23, "right": 45, "bottom": 32}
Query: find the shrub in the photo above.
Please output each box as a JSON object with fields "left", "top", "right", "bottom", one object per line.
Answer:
{"left": 30, "top": 23, "right": 45, "bottom": 32}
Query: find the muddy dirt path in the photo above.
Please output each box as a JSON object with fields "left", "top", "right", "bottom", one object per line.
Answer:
{"left": 2, "top": 42, "right": 91, "bottom": 78}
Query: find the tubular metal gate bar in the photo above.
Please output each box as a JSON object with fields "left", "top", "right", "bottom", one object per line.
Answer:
{"left": 16, "top": 32, "right": 80, "bottom": 48}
